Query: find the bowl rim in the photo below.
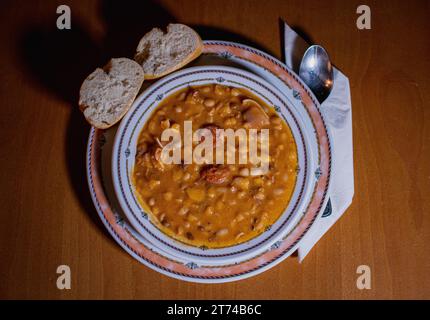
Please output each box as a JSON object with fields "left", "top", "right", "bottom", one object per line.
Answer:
{"left": 111, "top": 65, "right": 317, "bottom": 264}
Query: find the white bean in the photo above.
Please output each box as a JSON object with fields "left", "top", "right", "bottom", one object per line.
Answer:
{"left": 216, "top": 228, "right": 229, "bottom": 237}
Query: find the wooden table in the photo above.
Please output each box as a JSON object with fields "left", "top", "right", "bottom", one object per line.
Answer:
{"left": 0, "top": 0, "right": 429, "bottom": 299}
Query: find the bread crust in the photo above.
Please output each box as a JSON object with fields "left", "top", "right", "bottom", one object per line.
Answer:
{"left": 135, "top": 24, "right": 204, "bottom": 80}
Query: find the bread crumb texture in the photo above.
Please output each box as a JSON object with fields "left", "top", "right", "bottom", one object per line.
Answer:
{"left": 79, "top": 58, "right": 144, "bottom": 128}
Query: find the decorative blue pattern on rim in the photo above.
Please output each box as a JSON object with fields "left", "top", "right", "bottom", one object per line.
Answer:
{"left": 315, "top": 167, "right": 322, "bottom": 180}
{"left": 185, "top": 262, "right": 199, "bottom": 270}
{"left": 293, "top": 90, "right": 301, "bottom": 100}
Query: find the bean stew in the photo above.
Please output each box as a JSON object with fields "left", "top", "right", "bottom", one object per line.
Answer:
{"left": 132, "top": 84, "right": 298, "bottom": 248}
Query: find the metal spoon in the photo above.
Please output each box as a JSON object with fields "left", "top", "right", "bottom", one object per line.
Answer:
{"left": 299, "top": 45, "right": 334, "bottom": 103}
{"left": 299, "top": 45, "right": 334, "bottom": 218}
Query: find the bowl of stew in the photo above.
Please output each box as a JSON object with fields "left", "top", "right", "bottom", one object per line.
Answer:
{"left": 112, "top": 66, "right": 316, "bottom": 265}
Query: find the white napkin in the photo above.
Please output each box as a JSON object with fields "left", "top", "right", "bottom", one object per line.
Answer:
{"left": 283, "top": 22, "right": 354, "bottom": 261}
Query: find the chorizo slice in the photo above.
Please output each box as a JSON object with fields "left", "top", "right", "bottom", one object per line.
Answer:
{"left": 201, "top": 166, "right": 231, "bottom": 185}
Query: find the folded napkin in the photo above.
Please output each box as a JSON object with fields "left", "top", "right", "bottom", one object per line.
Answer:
{"left": 283, "top": 22, "right": 354, "bottom": 261}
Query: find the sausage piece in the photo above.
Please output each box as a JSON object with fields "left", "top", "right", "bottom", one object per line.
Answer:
{"left": 201, "top": 166, "right": 231, "bottom": 184}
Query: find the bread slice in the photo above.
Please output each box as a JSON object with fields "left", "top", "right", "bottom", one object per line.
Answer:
{"left": 79, "top": 58, "right": 144, "bottom": 129}
{"left": 135, "top": 24, "right": 203, "bottom": 79}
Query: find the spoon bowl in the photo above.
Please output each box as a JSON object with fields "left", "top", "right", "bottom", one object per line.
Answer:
{"left": 299, "top": 45, "right": 334, "bottom": 103}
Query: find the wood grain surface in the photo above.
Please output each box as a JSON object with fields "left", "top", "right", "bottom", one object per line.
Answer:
{"left": 0, "top": 0, "right": 429, "bottom": 299}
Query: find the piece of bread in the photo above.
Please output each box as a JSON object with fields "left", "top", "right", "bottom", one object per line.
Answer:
{"left": 134, "top": 24, "right": 203, "bottom": 79}
{"left": 79, "top": 58, "right": 144, "bottom": 129}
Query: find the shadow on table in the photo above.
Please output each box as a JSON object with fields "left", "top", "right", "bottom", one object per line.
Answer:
{"left": 17, "top": 0, "right": 280, "bottom": 246}
{"left": 18, "top": 0, "right": 176, "bottom": 244}
{"left": 192, "top": 25, "right": 276, "bottom": 57}
{"left": 19, "top": 22, "right": 113, "bottom": 242}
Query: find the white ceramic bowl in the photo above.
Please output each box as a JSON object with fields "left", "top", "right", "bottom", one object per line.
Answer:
{"left": 112, "top": 65, "right": 316, "bottom": 265}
